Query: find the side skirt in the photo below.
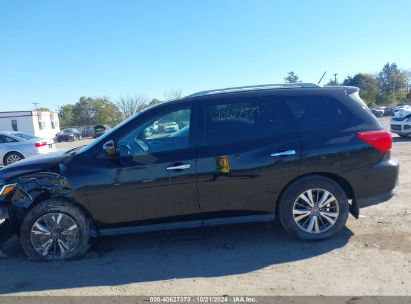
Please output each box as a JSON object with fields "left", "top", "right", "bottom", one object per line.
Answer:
{"left": 93, "top": 214, "right": 276, "bottom": 238}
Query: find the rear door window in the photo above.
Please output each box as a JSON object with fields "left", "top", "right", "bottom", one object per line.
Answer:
{"left": 281, "top": 96, "right": 350, "bottom": 132}
{"left": 204, "top": 99, "right": 287, "bottom": 146}
{"left": 4, "top": 136, "right": 17, "bottom": 143}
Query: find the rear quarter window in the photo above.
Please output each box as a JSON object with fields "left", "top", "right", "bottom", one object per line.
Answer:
{"left": 281, "top": 96, "right": 350, "bottom": 132}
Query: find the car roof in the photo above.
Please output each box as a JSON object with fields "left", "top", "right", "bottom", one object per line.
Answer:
{"left": 137, "top": 84, "right": 358, "bottom": 114}
{"left": 181, "top": 84, "right": 356, "bottom": 101}
{"left": 187, "top": 83, "right": 322, "bottom": 98}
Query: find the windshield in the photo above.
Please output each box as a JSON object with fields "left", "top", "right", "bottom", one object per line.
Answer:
{"left": 13, "top": 132, "right": 38, "bottom": 140}
{"left": 77, "top": 113, "right": 140, "bottom": 154}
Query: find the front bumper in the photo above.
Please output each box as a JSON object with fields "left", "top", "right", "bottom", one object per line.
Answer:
{"left": 0, "top": 204, "right": 14, "bottom": 246}
{"left": 390, "top": 121, "right": 411, "bottom": 135}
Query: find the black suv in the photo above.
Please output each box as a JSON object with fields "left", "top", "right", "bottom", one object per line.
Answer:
{"left": 0, "top": 84, "right": 399, "bottom": 260}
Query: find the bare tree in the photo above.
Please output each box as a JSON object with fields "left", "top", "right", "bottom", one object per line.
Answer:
{"left": 116, "top": 95, "right": 148, "bottom": 119}
{"left": 163, "top": 89, "right": 182, "bottom": 101}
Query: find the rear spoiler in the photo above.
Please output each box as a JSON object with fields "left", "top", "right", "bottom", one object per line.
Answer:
{"left": 344, "top": 86, "right": 359, "bottom": 95}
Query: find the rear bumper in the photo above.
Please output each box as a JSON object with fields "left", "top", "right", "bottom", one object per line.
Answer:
{"left": 352, "top": 157, "right": 399, "bottom": 208}
{"left": 357, "top": 184, "right": 398, "bottom": 208}
{"left": 341, "top": 154, "right": 399, "bottom": 209}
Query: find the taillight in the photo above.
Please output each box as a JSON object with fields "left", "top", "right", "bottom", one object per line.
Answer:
{"left": 357, "top": 130, "right": 392, "bottom": 152}
{"left": 34, "top": 142, "right": 47, "bottom": 148}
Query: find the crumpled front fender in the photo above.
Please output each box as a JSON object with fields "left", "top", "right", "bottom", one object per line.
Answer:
{"left": 8, "top": 172, "right": 77, "bottom": 220}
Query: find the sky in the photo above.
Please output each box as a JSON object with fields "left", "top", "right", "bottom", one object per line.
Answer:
{"left": 0, "top": 0, "right": 410, "bottom": 111}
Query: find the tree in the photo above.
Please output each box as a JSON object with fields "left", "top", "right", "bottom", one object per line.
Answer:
{"left": 343, "top": 74, "right": 378, "bottom": 106}
{"left": 148, "top": 98, "right": 162, "bottom": 106}
{"left": 163, "top": 89, "right": 182, "bottom": 100}
{"left": 376, "top": 63, "right": 408, "bottom": 104}
{"left": 36, "top": 107, "right": 50, "bottom": 112}
{"left": 58, "top": 104, "right": 75, "bottom": 127}
{"left": 116, "top": 95, "right": 148, "bottom": 119}
{"left": 72, "top": 97, "right": 123, "bottom": 126}
{"left": 284, "top": 71, "right": 301, "bottom": 83}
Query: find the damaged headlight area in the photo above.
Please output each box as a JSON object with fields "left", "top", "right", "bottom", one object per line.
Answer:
{"left": 0, "top": 184, "right": 18, "bottom": 199}
{"left": 0, "top": 184, "right": 17, "bottom": 222}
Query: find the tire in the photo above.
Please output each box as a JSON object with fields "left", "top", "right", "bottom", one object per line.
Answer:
{"left": 4, "top": 152, "right": 24, "bottom": 166}
{"left": 278, "top": 175, "right": 349, "bottom": 241}
{"left": 20, "top": 199, "right": 90, "bottom": 261}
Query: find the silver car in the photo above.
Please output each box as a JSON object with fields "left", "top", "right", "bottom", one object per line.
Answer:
{"left": 0, "top": 131, "right": 56, "bottom": 166}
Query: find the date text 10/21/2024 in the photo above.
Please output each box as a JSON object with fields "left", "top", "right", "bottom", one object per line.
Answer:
{"left": 149, "top": 296, "right": 257, "bottom": 303}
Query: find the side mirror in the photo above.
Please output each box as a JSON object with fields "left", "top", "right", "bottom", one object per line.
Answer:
{"left": 102, "top": 140, "right": 117, "bottom": 156}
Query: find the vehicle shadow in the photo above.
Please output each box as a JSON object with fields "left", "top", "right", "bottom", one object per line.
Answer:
{"left": 0, "top": 222, "right": 352, "bottom": 294}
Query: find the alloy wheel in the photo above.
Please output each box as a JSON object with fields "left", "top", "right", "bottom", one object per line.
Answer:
{"left": 6, "top": 154, "right": 21, "bottom": 164}
{"left": 292, "top": 188, "right": 339, "bottom": 234}
{"left": 30, "top": 213, "right": 80, "bottom": 259}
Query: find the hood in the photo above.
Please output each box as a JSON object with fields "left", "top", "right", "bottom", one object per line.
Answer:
{"left": 393, "top": 106, "right": 411, "bottom": 119}
{"left": 0, "top": 150, "right": 73, "bottom": 181}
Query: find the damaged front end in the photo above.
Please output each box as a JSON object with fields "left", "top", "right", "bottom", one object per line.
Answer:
{"left": 0, "top": 151, "right": 82, "bottom": 247}
{"left": 0, "top": 171, "right": 78, "bottom": 247}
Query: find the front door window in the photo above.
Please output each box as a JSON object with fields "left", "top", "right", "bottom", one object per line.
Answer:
{"left": 117, "top": 108, "right": 191, "bottom": 157}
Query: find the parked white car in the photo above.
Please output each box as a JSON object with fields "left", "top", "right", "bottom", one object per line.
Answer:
{"left": 390, "top": 105, "right": 411, "bottom": 137}
{"left": 371, "top": 106, "right": 385, "bottom": 117}
{"left": 0, "top": 131, "right": 56, "bottom": 166}
{"left": 163, "top": 122, "right": 179, "bottom": 133}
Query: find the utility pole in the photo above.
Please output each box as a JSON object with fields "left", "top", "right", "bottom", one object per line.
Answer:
{"left": 333, "top": 73, "right": 338, "bottom": 85}
{"left": 32, "top": 102, "right": 40, "bottom": 109}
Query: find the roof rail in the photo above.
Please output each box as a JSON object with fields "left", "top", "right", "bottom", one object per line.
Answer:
{"left": 188, "top": 83, "right": 321, "bottom": 98}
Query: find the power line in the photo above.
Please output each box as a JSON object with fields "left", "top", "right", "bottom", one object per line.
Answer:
{"left": 32, "top": 102, "right": 40, "bottom": 109}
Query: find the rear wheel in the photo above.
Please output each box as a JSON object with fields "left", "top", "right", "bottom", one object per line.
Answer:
{"left": 20, "top": 200, "right": 90, "bottom": 260}
{"left": 278, "top": 176, "right": 349, "bottom": 241}
{"left": 4, "top": 152, "right": 24, "bottom": 165}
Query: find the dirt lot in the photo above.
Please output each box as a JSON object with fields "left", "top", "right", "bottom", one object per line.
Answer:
{"left": 54, "top": 138, "right": 94, "bottom": 151}
{"left": 0, "top": 117, "right": 410, "bottom": 296}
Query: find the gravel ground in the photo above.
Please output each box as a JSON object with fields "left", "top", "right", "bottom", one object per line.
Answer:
{"left": 54, "top": 138, "right": 94, "bottom": 151}
{"left": 0, "top": 117, "right": 410, "bottom": 296}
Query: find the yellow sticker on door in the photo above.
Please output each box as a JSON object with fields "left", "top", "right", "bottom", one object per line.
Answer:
{"left": 216, "top": 156, "right": 230, "bottom": 173}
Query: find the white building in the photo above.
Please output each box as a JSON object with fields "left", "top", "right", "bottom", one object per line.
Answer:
{"left": 0, "top": 110, "right": 60, "bottom": 139}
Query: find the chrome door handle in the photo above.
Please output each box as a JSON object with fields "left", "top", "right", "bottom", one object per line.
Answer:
{"left": 166, "top": 164, "right": 191, "bottom": 171}
{"left": 270, "top": 150, "right": 296, "bottom": 157}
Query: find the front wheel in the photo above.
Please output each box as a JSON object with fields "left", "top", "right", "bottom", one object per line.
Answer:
{"left": 20, "top": 200, "right": 90, "bottom": 260}
{"left": 278, "top": 176, "right": 349, "bottom": 241}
